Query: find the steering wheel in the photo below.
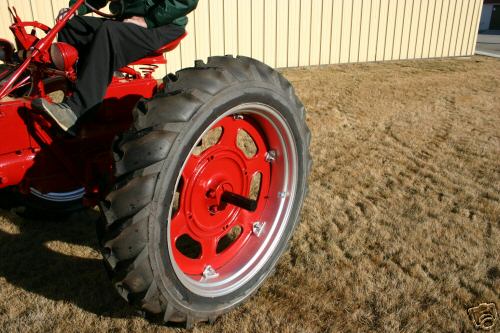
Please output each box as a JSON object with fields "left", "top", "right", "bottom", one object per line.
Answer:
{"left": 84, "top": 0, "right": 119, "bottom": 19}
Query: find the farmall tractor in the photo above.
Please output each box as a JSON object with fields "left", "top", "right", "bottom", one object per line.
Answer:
{"left": 0, "top": 0, "right": 311, "bottom": 327}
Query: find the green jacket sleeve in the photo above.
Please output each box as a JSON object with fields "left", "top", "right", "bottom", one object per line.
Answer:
{"left": 69, "top": 0, "right": 108, "bottom": 16}
{"left": 143, "top": 0, "right": 199, "bottom": 28}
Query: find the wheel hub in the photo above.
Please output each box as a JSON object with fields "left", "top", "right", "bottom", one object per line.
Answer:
{"left": 183, "top": 147, "right": 249, "bottom": 238}
{"left": 206, "top": 182, "right": 232, "bottom": 215}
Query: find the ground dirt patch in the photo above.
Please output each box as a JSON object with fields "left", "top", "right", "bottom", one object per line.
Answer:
{"left": 1, "top": 56, "right": 499, "bottom": 333}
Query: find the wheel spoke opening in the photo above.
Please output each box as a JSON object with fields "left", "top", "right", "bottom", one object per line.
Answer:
{"left": 176, "top": 234, "right": 202, "bottom": 259}
{"left": 216, "top": 225, "right": 243, "bottom": 254}
{"left": 237, "top": 129, "right": 258, "bottom": 158}
{"left": 171, "top": 178, "right": 184, "bottom": 215}
{"left": 249, "top": 172, "right": 262, "bottom": 201}
{"left": 193, "top": 127, "right": 223, "bottom": 156}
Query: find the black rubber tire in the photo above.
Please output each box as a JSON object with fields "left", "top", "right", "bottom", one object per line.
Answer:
{"left": 99, "top": 56, "right": 311, "bottom": 328}
{"left": 0, "top": 188, "right": 16, "bottom": 210}
{"left": 0, "top": 187, "right": 84, "bottom": 219}
{"left": 18, "top": 193, "right": 84, "bottom": 219}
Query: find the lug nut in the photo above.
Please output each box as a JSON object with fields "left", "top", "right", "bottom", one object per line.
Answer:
{"left": 265, "top": 150, "right": 277, "bottom": 162}
{"left": 201, "top": 265, "right": 219, "bottom": 281}
{"left": 278, "top": 191, "right": 289, "bottom": 199}
{"left": 252, "top": 222, "right": 266, "bottom": 237}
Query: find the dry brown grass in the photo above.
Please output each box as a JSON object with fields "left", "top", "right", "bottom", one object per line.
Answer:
{"left": 1, "top": 56, "right": 499, "bottom": 333}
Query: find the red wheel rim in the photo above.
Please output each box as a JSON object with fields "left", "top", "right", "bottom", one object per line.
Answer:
{"left": 167, "top": 103, "right": 298, "bottom": 297}
{"left": 170, "top": 115, "right": 271, "bottom": 275}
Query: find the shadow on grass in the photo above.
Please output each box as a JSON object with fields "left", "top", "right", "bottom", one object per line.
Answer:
{"left": 0, "top": 205, "right": 138, "bottom": 319}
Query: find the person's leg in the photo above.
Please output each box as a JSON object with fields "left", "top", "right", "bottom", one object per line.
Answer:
{"left": 58, "top": 16, "right": 105, "bottom": 52}
{"left": 31, "top": 16, "right": 106, "bottom": 133}
{"left": 67, "top": 21, "right": 185, "bottom": 115}
{"left": 33, "top": 21, "right": 185, "bottom": 132}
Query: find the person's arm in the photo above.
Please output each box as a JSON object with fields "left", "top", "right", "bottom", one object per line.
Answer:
{"left": 68, "top": 0, "right": 108, "bottom": 16}
{"left": 144, "top": 0, "right": 199, "bottom": 28}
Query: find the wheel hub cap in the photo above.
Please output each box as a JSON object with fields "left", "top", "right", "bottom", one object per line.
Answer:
{"left": 185, "top": 148, "right": 248, "bottom": 237}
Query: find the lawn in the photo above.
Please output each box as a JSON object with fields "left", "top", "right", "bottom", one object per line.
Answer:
{"left": 0, "top": 56, "right": 499, "bottom": 332}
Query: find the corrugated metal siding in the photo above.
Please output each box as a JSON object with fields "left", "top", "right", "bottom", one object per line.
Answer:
{"left": 0, "top": 0, "right": 483, "bottom": 78}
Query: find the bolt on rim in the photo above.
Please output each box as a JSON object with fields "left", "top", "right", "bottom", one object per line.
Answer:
{"left": 167, "top": 103, "right": 299, "bottom": 297}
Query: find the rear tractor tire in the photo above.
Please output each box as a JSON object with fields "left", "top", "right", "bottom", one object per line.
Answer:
{"left": 0, "top": 187, "right": 84, "bottom": 219}
{"left": 99, "top": 56, "right": 311, "bottom": 327}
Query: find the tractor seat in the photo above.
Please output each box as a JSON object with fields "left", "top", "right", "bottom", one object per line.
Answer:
{"left": 128, "top": 32, "right": 187, "bottom": 66}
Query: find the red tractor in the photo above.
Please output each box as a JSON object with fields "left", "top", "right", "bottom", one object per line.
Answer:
{"left": 0, "top": 0, "right": 311, "bottom": 327}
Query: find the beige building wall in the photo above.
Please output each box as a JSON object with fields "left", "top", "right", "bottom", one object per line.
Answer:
{"left": 0, "top": 0, "right": 483, "bottom": 78}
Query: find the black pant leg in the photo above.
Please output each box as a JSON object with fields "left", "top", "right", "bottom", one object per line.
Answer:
{"left": 67, "top": 21, "right": 185, "bottom": 115}
{"left": 58, "top": 16, "right": 105, "bottom": 52}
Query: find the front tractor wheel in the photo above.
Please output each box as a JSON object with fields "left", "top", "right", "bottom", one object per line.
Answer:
{"left": 99, "top": 56, "right": 311, "bottom": 327}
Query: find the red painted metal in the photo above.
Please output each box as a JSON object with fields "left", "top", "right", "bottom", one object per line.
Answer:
{"left": 0, "top": 99, "right": 31, "bottom": 155}
{"left": 170, "top": 116, "right": 272, "bottom": 275}
{"left": 0, "top": 100, "right": 37, "bottom": 190}
{"left": 0, "top": 0, "right": 184, "bottom": 202}
{"left": 0, "top": 75, "right": 158, "bottom": 192}
{"left": 0, "top": 150, "right": 35, "bottom": 189}
{"left": 0, "top": 0, "right": 85, "bottom": 99}
{"left": 127, "top": 33, "right": 187, "bottom": 66}
{"left": 50, "top": 42, "right": 79, "bottom": 72}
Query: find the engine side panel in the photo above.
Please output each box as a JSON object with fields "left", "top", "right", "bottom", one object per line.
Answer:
{"left": 0, "top": 99, "right": 31, "bottom": 155}
{"left": 0, "top": 99, "right": 34, "bottom": 188}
